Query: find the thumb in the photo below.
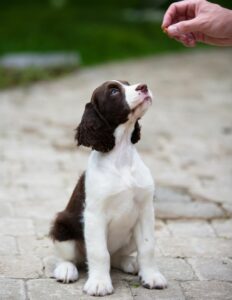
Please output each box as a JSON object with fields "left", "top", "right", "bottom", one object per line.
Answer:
{"left": 168, "top": 18, "right": 202, "bottom": 36}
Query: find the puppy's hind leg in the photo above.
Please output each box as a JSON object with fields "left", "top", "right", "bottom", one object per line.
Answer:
{"left": 53, "top": 240, "right": 84, "bottom": 283}
{"left": 111, "top": 255, "right": 138, "bottom": 275}
{"left": 111, "top": 238, "right": 138, "bottom": 275}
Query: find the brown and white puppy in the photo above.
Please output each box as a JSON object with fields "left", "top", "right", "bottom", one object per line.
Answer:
{"left": 50, "top": 80, "right": 167, "bottom": 296}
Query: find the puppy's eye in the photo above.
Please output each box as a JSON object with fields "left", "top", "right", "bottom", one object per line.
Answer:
{"left": 110, "top": 88, "right": 119, "bottom": 95}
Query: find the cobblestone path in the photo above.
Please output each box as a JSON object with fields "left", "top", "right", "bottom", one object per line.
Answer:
{"left": 0, "top": 49, "right": 232, "bottom": 299}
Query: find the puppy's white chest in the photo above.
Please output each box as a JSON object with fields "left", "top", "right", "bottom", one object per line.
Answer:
{"left": 86, "top": 148, "right": 154, "bottom": 255}
{"left": 116, "top": 166, "right": 136, "bottom": 188}
{"left": 106, "top": 189, "right": 139, "bottom": 254}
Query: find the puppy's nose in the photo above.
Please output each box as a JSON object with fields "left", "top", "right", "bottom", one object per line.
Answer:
{"left": 135, "top": 84, "right": 148, "bottom": 93}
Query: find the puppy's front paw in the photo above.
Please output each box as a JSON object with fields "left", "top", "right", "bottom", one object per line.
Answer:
{"left": 54, "top": 261, "right": 78, "bottom": 283}
{"left": 139, "top": 269, "right": 167, "bottom": 289}
{"left": 83, "top": 276, "right": 114, "bottom": 296}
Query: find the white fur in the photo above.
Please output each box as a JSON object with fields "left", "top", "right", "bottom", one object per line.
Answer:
{"left": 83, "top": 275, "right": 114, "bottom": 296}
{"left": 54, "top": 240, "right": 76, "bottom": 262}
{"left": 54, "top": 261, "right": 78, "bottom": 283}
{"left": 54, "top": 81, "right": 167, "bottom": 295}
{"left": 111, "top": 255, "right": 138, "bottom": 274}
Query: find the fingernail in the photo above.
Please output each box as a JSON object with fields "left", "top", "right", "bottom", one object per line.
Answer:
{"left": 167, "top": 25, "right": 178, "bottom": 36}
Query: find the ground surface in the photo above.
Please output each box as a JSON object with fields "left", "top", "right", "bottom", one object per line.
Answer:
{"left": 0, "top": 49, "right": 232, "bottom": 300}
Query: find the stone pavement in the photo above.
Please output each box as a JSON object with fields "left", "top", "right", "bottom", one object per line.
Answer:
{"left": 0, "top": 49, "right": 232, "bottom": 299}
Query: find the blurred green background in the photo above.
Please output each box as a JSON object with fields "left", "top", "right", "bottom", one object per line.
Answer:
{"left": 0, "top": 0, "right": 231, "bottom": 88}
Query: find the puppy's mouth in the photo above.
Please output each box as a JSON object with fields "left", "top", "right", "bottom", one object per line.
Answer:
{"left": 131, "top": 95, "right": 152, "bottom": 113}
{"left": 144, "top": 95, "right": 152, "bottom": 102}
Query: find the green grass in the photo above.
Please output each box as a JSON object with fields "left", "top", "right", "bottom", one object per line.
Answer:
{"left": 0, "top": 2, "right": 183, "bottom": 62}
{"left": 3, "top": 0, "right": 230, "bottom": 88}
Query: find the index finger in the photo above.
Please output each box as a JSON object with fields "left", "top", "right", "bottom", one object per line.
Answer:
{"left": 162, "top": 1, "right": 194, "bottom": 28}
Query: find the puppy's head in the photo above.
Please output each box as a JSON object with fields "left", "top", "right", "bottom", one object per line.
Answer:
{"left": 76, "top": 80, "right": 152, "bottom": 152}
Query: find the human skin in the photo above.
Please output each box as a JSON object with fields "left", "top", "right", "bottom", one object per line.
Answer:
{"left": 162, "top": 0, "right": 232, "bottom": 47}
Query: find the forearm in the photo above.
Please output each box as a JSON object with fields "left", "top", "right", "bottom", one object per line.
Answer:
{"left": 84, "top": 210, "right": 110, "bottom": 276}
{"left": 218, "top": 6, "right": 232, "bottom": 38}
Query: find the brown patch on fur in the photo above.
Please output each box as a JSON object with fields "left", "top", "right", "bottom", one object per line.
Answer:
{"left": 76, "top": 80, "right": 141, "bottom": 153}
{"left": 75, "top": 103, "right": 115, "bottom": 153}
{"left": 131, "top": 120, "right": 141, "bottom": 144}
{"left": 76, "top": 240, "right": 86, "bottom": 260}
{"left": 49, "top": 172, "right": 86, "bottom": 242}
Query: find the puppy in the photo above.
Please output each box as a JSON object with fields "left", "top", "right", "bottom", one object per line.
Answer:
{"left": 50, "top": 80, "right": 167, "bottom": 296}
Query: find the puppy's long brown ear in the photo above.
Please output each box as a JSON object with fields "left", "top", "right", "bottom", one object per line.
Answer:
{"left": 75, "top": 103, "right": 115, "bottom": 152}
{"left": 131, "top": 120, "right": 141, "bottom": 144}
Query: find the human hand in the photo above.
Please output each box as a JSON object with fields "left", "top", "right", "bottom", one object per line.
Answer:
{"left": 162, "top": 0, "right": 232, "bottom": 47}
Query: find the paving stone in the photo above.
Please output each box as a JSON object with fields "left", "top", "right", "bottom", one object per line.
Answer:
{"left": 27, "top": 277, "right": 133, "bottom": 300}
{"left": 0, "top": 185, "right": 27, "bottom": 203}
{"left": 188, "top": 258, "right": 232, "bottom": 281}
{"left": 155, "top": 171, "right": 198, "bottom": 191}
{"left": 223, "top": 204, "right": 232, "bottom": 216}
{"left": 158, "top": 237, "right": 232, "bottom": 258}
{"left": 155, "top": 220, "right": 171, "bottom": 237}
{"left": 0, "top": 256, "right": 43, "bottom": 279}
{"left": 34, "top": 218, "right": 52, "bottom": 238}
{"left": 27, "top": 279, "right": 81, "bottom": 300}
{"left": 108, "top": 274, "right": 134, "bottom": 300}
{"left": 14, "top": 170, "right": 64, "bottom": 189}
{"left": 0, "top": 236, "right": 18, "bottom": 255}
{"left": 212, "top": 219, "right": 232, "bottom": 238}
{"left": 17, "top": 236, "right": 53, "bottom": 257}
{"left": 181, "top": 281, "right": 232, "bottom": 300}
{"left": 2, "top": 148, "right": 60, "bottom": 170}
{"left": 155, "top": 186, "right": 192, "bottom": 203}
{"left": 191, "top": 184, "right": 232, "bottom": 204}
{"left": 167, "top": 220, "right": 215, "bottom": 237}
{"left": 0, "top": 218, "right": 35, "bottom": 236}
{"left": 131, "top": 280, "right": 185, "bottom": 300}
{"left": 13, "top": 199, "right": 66, "bottom": 220}
{"left": 0, "top": 279, "right": 26, "bottom": 300}
{"left": 155, "top": 201, "right": 224, "bottom": 219}
{"left": 157, "top": 257, "right": 197, "bottom": 281}
{"left": 0, "top": 202, "right": 13, "bottom": 217}
{"left": 9, "top": 185, "right": 69, "bottom": 207}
